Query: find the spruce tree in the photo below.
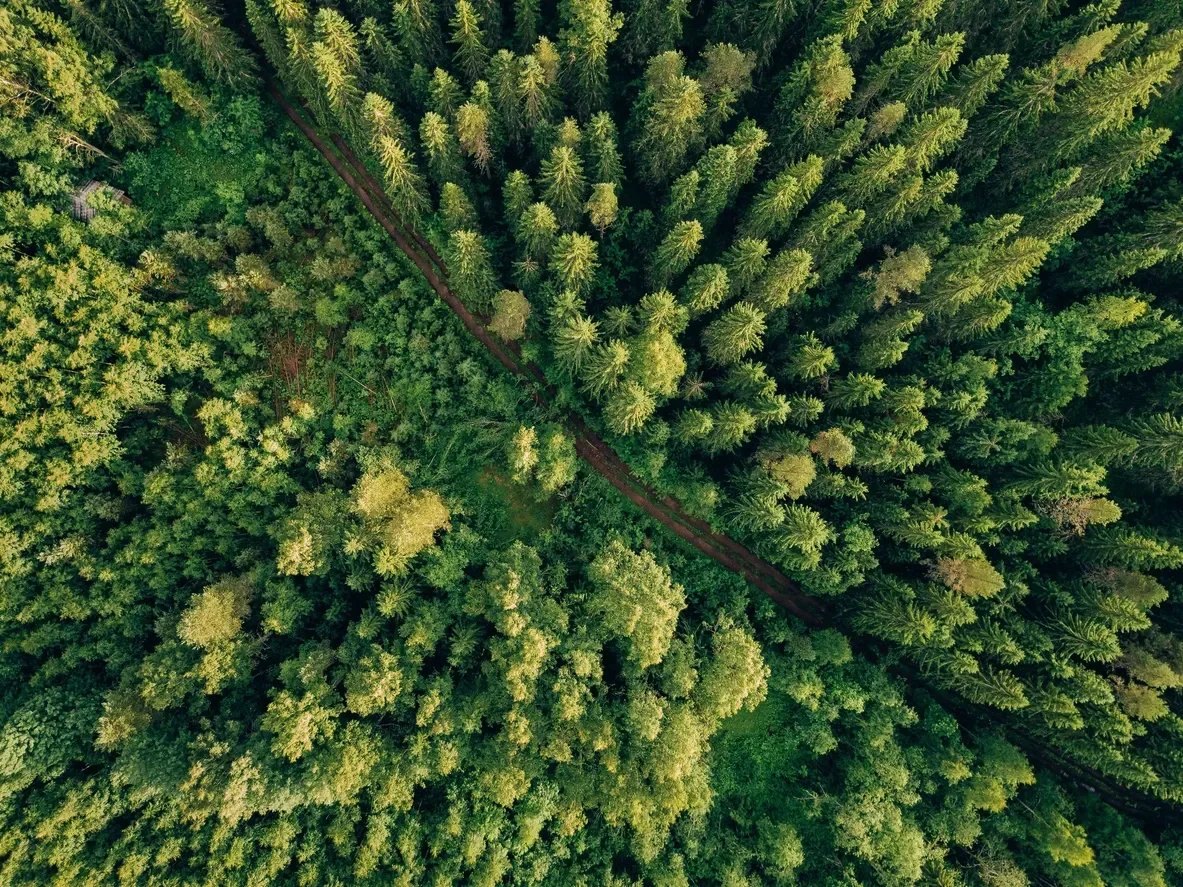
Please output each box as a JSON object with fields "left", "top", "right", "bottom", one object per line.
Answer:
{"left": 650, "top": 220, "right": 702, "bottom": 287}
{"left": 540, "top": 144, "right": 587, "bottom": 228}
{"left": 558, "top": 0, "right": 623, "bottom": 117}
{"left": 703, "top": 302, "right": 766, "bottom": 365}
{"left": 450, "top": 0, "right": 490, "bottom": 84}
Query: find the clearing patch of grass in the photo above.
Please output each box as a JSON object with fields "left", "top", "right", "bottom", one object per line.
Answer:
{"left": 469, "top": 466, "right": 558, "bottom": 545}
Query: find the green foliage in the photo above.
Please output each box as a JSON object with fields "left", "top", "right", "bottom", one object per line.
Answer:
{"left": 6, "top": 0, "right": 1183, "bottom": 883}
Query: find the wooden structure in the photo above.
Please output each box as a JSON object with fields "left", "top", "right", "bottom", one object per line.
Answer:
{"left": 70, "top": 180, "right": 130, "bottom": 221}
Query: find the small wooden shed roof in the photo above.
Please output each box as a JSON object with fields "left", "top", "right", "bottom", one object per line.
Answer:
{"left": 71, "top": 180, "right": 129, "bottom": 221}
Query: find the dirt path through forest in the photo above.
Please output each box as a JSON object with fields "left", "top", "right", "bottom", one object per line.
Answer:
{"left": 268, "top": 84, "right": 826, "bottom": 627}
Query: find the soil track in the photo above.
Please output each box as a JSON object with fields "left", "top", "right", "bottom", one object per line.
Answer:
{"left": 268, "top": 84, "right": 826, "bottom": 626}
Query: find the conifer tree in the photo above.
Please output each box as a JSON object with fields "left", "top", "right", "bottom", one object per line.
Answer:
{"left": 550, "top": 232, "right": 599, "bottom": 292}
{"left": 724, "top": 237, "right": 770, "bottom": 295}
{"left": 681, "top": 264, "right": 730, "bottom": 316}
{"left": 513, "top": 0, "right": 540, "bottom": 51}
{"left": 488, "top": 49, "right": 523, "bottom": 140}
{"left": 419, "top": 110, "right": 465, "bottom": 184}
{"left": 448, "top": 229, "right": 499, "bottom": 309}
{"left": 502, "top": 169, "right": 533, "bottom": 228}
{"left": 623, "top": 0, "right": 689, "bottom": 61}
{"left": 517, "top": 201, "right": 560, "bottom": 259}
{"left": 392, "top": 0, "right": 443, "bottom": 66}
{"left": 748, "top": 248, "right": 814, "bottom": 312}
{"left": 552, "top": 312, "right": 599, "bottom": 373}
{"left": 455, "top": 99, "right": 493, "bottom": 172}
{"left": 584, "top": 111, "right": 624, "bottom": 184}
{"left": 698, "top": 42, "right": 755, "bottom": 137}
{"left": 164, "top": 0, "right": 257, "bottom": 87}
{"left": 939, "top": 53, "right": 1009, "bottom": 118}
{"left": 363, "top": 93, "right": 431, "bottom": 228}
{"left": 582, "top": 339, "right": 631, "bottom": 397}
{"left": 772, "top": 35, "right": 854, "bottom": 159}
{"left": 682, "top": 147, "right": 730, "bottom": 226}
{"left": 605, "top": 380, "right": 657, "bottom": 433}
{"left": 539, "top": 143, "right": 587, "bottom": 227}
{"left": 704, "top": 402, "right": 758, "bottom": 453}
{"left": 558, "top": 0, "right": 623, "bottom": 117}
{"left": 742, "top": 156, "right": 824, "bottom": 240}
{"left": 450, "top": 0, "right": 490, "bottom": 84}
{"left": 518, "top": 52, "right": 557, "bottom": 130}
{"left": 632, "top": 51, "right": 706, "bottom": 183}
{"left": 650, "top": 220, "right": 702, "bottom": 287}
{"left": 585, "top": 182, "right": 619, "bottom": 234}
{"left": 429, "top": 65, "right": 464, "bottom": 115}
{"left": 703, "top": 302, "right": 766, "bottom": 365}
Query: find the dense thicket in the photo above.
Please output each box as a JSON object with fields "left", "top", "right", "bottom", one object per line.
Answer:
{"left": 3, "top": 0, "right": 1183, "bottom": 883}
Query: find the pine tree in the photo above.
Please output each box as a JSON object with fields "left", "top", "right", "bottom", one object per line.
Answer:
{"left": 310, "top": 8, "right": 363, "bottom": 129}
{"left": 419, "top": 111, "right": 465, "bottom": 184}
{"left": 632, "top": 51, "right": 706, "bottom": 183}
{"left": 552, "top": 312, "right": 599, "bottom": 373}
{"left": 450, "top": 0, "right": 490, "bottom": 83}
{"left": 623, "top": 0, "right": 690, "bottom": 61}
{"left": 540, "top": 144, "right": 587, "bottom": 228}
{"left": 584, "top": 111, "right": 624, "bottom": 184}
{"left": 1029, "top": 48, "right": 1183, "bottom": 172}
{"left": 582, "top": 339, "right": 631, "bottom": 397}
{"left": 558, "top": 0, "right": 624, "bottom": 117}
{"left": 703, "top": 302, "right": 765, "bottom": 365}
{"left": 698, "top": 42, "right": 755, "bottom": 137}
{"left": 900, "top": 107, "right": 967, "bottom": 173}
{"left": 585, "top": 182, "right": 619, "bottom": 234}
{"left": 429, "top": 65, "right": 464, "bottom": 116}
{"left": 854, "top": 30, "right": 964, "bottom": 114}
{"left": 392, "top": 0, "right": 443, "bottom": 66}
{"left": 604, "top": 380, "right": 656, "bottom": 433}
{"left": 690, "top": 145, "right": 739, "bottom": 230}
{"left": 164, "top": 0, "right": 258, "bottom": 88}
{"left": 724, "top": 237, "right": 770, "bottom": 295}
{"left": 448, "top": 229, "right": 499, "bottom": 310}
{"left": 1066, "top": 124, "right": 1171, "bottom": 196}
{"left": 729, "top": 119, "right": 769, "bottom": 187}
{"left": 639, "top": 289, "right": 688, "bottom": 335}
{"left": 664, "top": 169, "right": 701, "bottom": 224}
{"left": 939, "top": 53, "right": 1009, "bottom": 118}
{"left": 748, "top": 248, "right": 814, "bottom": 313}
{"left": 517, "top": 201, "right": 560, "bottom": 259}
{"left": 786, "top": 334, "right": 836, "bottom": 380}
{"left": 518, "top": 52, "right": 557, "bottom": 130}
{"left": 682, "top": 264, "right": 730, "bottom": 316}
{"left": 489, "top": 49, "right": 523, "bottom": 140}
{"left": 550, "top": 232, "right": 599, "bottom": 292}
{"left": 771, "top": 36, "right": 854, "bottom": 159}
{"left": 650, "top": 220, "right": 702, "bottom": 287}
{"left": 359, "top": 18, "right": 405, "bottom": 90}
{"left": 704, "top": 402, "right": 758, "bottom": 453}
{"left": 363, "top": 93, "right": 430, "bottom": 228}
{"left": 440, "top": 181, "right": 478, "bottom": 228}
{"left": 455, "top": 99, "right": 493, "bottom": 172}
{"left": 513, "top": 0, "right": 541, "bottom": 51}
{"left": 742, "top": 156, "right": 824, "bottom": 240}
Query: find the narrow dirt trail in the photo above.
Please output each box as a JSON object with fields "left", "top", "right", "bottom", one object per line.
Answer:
{"left": 268, "top": 85, "right": 826, "bottom": 626}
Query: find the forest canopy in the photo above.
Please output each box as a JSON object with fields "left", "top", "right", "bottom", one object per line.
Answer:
{"left": 3, "top": 0, "right": 1183, "bottom": 884}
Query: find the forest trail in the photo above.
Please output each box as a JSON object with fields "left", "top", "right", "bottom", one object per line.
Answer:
{"left": 268, "top": 84, "right": 827, "bottom": 627}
